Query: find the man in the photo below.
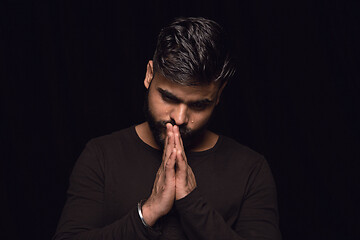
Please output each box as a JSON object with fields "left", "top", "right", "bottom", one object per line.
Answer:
{"left": 53, "top": 17, "right": 281, "bottom": 240}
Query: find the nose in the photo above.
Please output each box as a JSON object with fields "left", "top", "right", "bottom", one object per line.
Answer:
{"left": 170, "top": 104, "right": 189, "bottom": 126}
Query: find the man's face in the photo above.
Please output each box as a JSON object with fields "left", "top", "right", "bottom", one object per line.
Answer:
{"left": 144, "top": 62, "right": 225, "bottom": 150}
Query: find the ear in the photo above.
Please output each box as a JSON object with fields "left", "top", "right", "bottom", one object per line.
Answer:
{"left": 216, "top": 81, "right": 228, "bottom": 105}
{"left": 144, "top": 60, "right": 154, "bottom": 89}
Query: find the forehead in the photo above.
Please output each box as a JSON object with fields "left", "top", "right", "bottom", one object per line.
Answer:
{"left": 151, "top": 73, "right": 220, "bottom": 100}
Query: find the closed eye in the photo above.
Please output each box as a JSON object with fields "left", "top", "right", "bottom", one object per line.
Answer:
{"left": 189, "top": 102, "right": 211, "bottom": 111}
{"left": 158, "top": 88, "right": 181, "bottom": 103}
{"left": 161, "top": 93, "right": 180, "bottom": 103}
{"left": 157, "top": 87, "right": 213, "bottom": 110}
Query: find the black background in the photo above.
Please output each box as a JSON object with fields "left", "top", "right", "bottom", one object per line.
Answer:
{"left": 1, "top": 0, "right": 359, "bottom": 239}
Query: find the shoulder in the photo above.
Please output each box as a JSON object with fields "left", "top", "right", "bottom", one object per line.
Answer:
{"left": 84, "top": 126, "right": 137, "bottom": 155}
{"left": 217, "top": 135, "right": 264, "bottom": 160}
{"left": 88, "top": 126, "right": 135, "bottom": 146}
{"left": 215, "top": 135, "right": 266, "bottom": 168}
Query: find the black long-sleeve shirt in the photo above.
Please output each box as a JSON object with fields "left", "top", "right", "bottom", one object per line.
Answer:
{"left": 53, "top": 126, "right": 281, "bottom": 240}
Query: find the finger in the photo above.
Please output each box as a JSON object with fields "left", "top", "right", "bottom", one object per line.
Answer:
{"left": 173, "top": 125, "right": 185, "bottom": 149}
{"left": 163, "top": 124, "right": 174, "bottom": 160}
{"left": 167, "top": 124, "right": 175, "bottom": 148}
{"left": 163, "top": 132, "right": 174, "bottom": 171}
{"left": 162, "top": 135, "right": 169, "bottom": 159}
{"left": 162, "top": 124, "right": 171, "bottom": 159}
{"left": 166, "top": 122, "right": 173, "bottom": 135}
{"left": 179, "top": 134, "right": 185, "bottom": 152}
{"left": 153, "top": 164, "right": 164, "bottom": 192}
{"left": 165, "top": 148, "right": 176, "bottom": 179}
{"left": 175, "top": 149, "right": 187, "bottom": 179}
{"left": 174, "top": 127, "right": 182, "bottom": 151}
{"left": 166, "top": 131, "right": 174, "bottom": 152}
{"left": 166, "top": 122, "right": 172, "bottom": 134}
{"left": 173, "top": 127, "right": 187, "bottom": 164}
{"left": 164, "top": 124, "right": 172, "bottom": 149}
{"left": 174, "top": 135, "right": 186, "bottom": 166}
{"left": 173, "top": 126, "right": 184, "bottom": 154}
{"left": 178, "top": 130, "right": 185, "bottom": 150}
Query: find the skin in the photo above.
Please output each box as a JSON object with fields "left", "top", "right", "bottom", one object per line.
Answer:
{"left": 135, "top": 60, "right": 227, "bottom": 226}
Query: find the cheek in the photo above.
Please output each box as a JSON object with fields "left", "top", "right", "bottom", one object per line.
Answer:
{"left": 148, "top": 93, "right": 170, "bottom": 118}
{"left": 190, "top": 109, "right": 214, "bottom": 128}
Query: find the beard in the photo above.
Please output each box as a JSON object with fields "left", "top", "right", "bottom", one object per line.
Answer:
{"left": 143, "top": 91, "right": 209, "bottom": 150}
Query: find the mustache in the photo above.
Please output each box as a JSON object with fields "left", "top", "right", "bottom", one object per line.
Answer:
{"left": 158, "top": 120, "right": 192, "bottom": 138}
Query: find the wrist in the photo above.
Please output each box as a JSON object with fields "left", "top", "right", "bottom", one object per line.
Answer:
{"left": 141, "top": 200, "right": 158, "bottom": 227}
{"left": 137, "top": 200, "right": 153, "bottom": 228}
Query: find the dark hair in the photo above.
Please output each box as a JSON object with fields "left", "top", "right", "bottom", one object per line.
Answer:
{"left": 153, "top": 17, "right": 235, "bottom": 86}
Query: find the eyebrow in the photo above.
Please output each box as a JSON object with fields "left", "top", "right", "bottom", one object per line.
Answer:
{"left": 157, "top": 87, "right": 214, "bottom": 106}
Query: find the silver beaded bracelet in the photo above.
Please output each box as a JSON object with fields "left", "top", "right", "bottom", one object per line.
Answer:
{"left": 137, "top": 200, "right": 151, "bottom": 228}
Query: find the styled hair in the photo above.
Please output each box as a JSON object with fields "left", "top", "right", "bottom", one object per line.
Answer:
{"left": 153, "top": 17, "right": 235, "bottom": 86}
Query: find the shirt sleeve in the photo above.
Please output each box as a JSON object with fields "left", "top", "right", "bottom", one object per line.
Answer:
{"left": 174, "top": 157, "right": 281, "bottom": 240}
{"left": 52, "top": 140, "right": 162, "bottom": 240}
